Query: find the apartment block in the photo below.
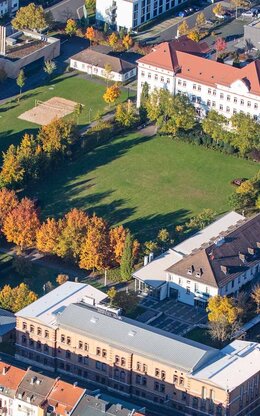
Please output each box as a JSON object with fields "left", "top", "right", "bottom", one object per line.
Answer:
{"left": 0, "top": 0, "right": 18, "bottom": 18}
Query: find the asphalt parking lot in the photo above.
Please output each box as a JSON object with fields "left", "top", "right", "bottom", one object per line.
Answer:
{"left": 137, "top": 297, "right": 207, "bottom": 336}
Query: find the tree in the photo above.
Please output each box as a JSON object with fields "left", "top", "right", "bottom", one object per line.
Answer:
{"left": 115, "top": 100, "right": 138, "bottom": 127}
{"left": 74, "top": 103, "right": 83, "bottom": 124}
{"left": 16, "top": 69, "right": 25, "bottom": 99}
{"left": 3, "top": 197, "right": 40, "bottom": 252}
{"left": 139, "top": 81, "right": 149, "bottom": 122}
{"left": 146, "top": 89, "right": 196, "bottom": 136}
{"left": 187, "top": 29, "right": 200, "bottom": 42}
{"left": 79, "top": 214, "right": 110, "bottom": 271}
{"left": 207, "top": 295, "right": 239, "bottom": 343}
{"left": 12, "top": 3, "right": 47, "bottom": 31}
{"left": 157, "top": 228, "right": 171, "bottom": 251}
{"left": 0, "top": 144, "right": 25, "bottom": 187}
{"left": 56, "top": 274, "right": 69, "bottom": 285}
{"left": 201, "top": 110, "right": 231, "bottom": 143}
{"left": 0, "top": 283, "right": 37, "bottom": 313}
{"left": 104, "top": 63, "right": 113, "bottom": 86}
{"left": 86, "top": 0, "right": 96, "bottom": 11}
{"left": 43, "top": 60, "right": 56, "bottom": 80}
{"left": 122, "top": 34, "right": 133, "bottom": 50}
{"left": 65, "top": 18, "right": 77, "bottom": 36}
{"left": 230, "top": 113, "right": 260, "bottom": 156}
{"left": 186, "top": 209, "right": 215, "bottom": 231}
{"left": 108, "top": 32, "right": 119, "bottom": 49}
{"left": 144, "top": 240, "right": 159, "bottom": 255}
{"left": 251, "top": 284, "right": 260, "bottom": 314}
{"left": 104, "top": 22, "right": 109, "bottom": 34}
{"left": 36, "top": 218, "right": 62, "bottom": 254}
{"left": 107, "top": 286, "right": 117, "bottom": 306}
{"left": 109, "top": 225, "right": 127, "bottom": 265}
{"left": 12, "top": 256, "right": 32, "bottom": 277}
{"left": 38, "top": 118, "right": 76, "bottom": 156}
{"left": 103, "top": 84, "right": 121, "bottom": 106}
{"left": 114, "top": 290, "right": 139, "bottom": 314}
{"left": 230, "top": 0, "right": 249, "bottom": 19}
{"left": 0, "top": 188, "right": 18, "bottom": 230}
{"left": 215, "top": 38, "right": 226, "bottom": 59}
{"left": 196, "top": 12, "right": 206, "bottom": 28}
{"left": 213, "top": 3, "right": 223, "bottom": 17}
{"left": 85, "top": 26, "right": 95, "bottom": 45}
{"left": 56, "top": 208, "right": 89, "bottom": 261}
{"left": 177, "top": 20, "right": 189, "bottom": 36}
{"left": 120, "top": 232, "right": 134, "bottom": 281}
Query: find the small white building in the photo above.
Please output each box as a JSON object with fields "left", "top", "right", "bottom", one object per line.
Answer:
{"left": 70, "top": 48, "right": 136, "bottom": 83}
{"left": 96, "top": 0, "right": 188, "bottom": 31}
{"left": 132, "top": 211, "right": 260, "bottom": 307}
{"left": 136, "top": 38, "right": 260, "bottom": 121}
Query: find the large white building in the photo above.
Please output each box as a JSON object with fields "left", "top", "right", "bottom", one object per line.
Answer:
{"left": 136, "top": 38, "right": 260, "bottom": 121}
{"left": 133, "top": 212, "right": 260, "bottom": 307}
{"left": 96, "top": 0, "right": 188, "bottom": 30}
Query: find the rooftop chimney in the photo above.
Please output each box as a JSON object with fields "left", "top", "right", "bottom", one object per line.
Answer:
{"left": 239, "top": 252, "right": 246, "bottom": 263}
{"left": 221, "top": 265, "right": 228, "bottom": 274}
{"left": 248, "top": 247, "right": 255, "bottom": 255}
{"left": 2, "top": 366, "right": 8, "bottom": 376}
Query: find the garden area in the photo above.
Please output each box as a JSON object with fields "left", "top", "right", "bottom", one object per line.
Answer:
{"left": 26, "top": 131, "right": 258, "bottom": 240}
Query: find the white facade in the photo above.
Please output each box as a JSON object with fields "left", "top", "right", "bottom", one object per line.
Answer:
{"left": 13, "top": 397, "right": 38, "bottom": 416}
{"left": 96, "top": 0, "right": 188, "bottom": 30}
{"left": 70, "top": 57, "right": 136, "bottom": 82}
{"left": 0, "top": 394, "right": 14, "bottom": 416}
{"left": 137, "top": 61, "right": 260, "bottom": 121}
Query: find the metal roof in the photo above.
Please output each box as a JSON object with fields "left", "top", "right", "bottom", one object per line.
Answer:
{"left": 57, "top": 303, "right": 218, "bottom": 372}
{"left": 0, "top": 308, "right": 15, "bottom": 336}
{"left": 16, "top": 282, "right": 107, "bottom": 328}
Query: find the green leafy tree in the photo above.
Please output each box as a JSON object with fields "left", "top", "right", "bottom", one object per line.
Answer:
{"left": 120, "top": 232, "right": 134, "bottom": 281}
{"left": 43, "top": 60, "right": 56, "bottom": 80}
{"left": 107, "top": 286, "right": 117, "bottom": 306}
{"left": 16, "top": 69, "right": 25, "bottom": 99}
{"left": 65, "top": 18, "right": 77, "bottom": 36}
{"left": 115, "top": 100, "right": 138, "bottom": 127}
{"left": 230, "top": 113, "right": 260, "bottom": 156}
{"left": 12, "top": 3, "right": 47, "bottom": 31}
{"left": 0, "top": 144, "right": 25, "bottom": 187}
{"left": 139, "top": 81, "right": 149, "bottom": 122}
{"left": 74, "top": 103, "right": 83, "bottom": 124}
{"left": 201, "top": 110, "right": 230, "bottom": 143}
{"left": 186, "top": 209, "right": 215, "bottom": 231}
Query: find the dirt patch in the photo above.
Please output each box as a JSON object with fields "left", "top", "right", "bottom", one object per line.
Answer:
{"left": 18, "top": 97, "right": 79, "bottom": 125}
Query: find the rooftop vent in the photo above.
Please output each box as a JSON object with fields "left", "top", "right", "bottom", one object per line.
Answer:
{"left": 248, "top": 247, "right": 255, "bottom": 255}
{"left": 187, "top": 265, "right": 194, "bottom": 275}
{"left": 90, "top": 316, "right": 99, "bottom": 324}
{"left": 256, "top": 242, "right": 260, "bottom": 248}
{"left": 2, "top": 366, "right": 8, "bottom": 376}
{"left": 195, "top": 268, "right": 203, "bottom": 278}
{"left": 239, "top": 252, "right": 246, "bottom": 263}
{"left": 30, "top": 376, "right": 37, "bottom": 385}
{"left": 214, "top": 237, "right": 225, "bottom": 247}
{"left": 221, "top": 265, "right": 229, "bottom": 274}
{"left": 128, "top": 330, "right": 136, "bottom": 337}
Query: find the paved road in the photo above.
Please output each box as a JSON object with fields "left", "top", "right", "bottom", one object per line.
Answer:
{"left": 46, "top": 0, "right": 85, "bottom": 22}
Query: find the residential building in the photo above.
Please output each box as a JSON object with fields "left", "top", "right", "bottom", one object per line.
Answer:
{"left": 96, "top": 0, "right": 188, "bottom": 31}
{"left": 0, "top": 0, "right": 19, "bottom": 18}
{"left": 136, "top": 38, "right": 260, "bottom": 121}
{"left": 0, "top": 362, "right": 26, "bottom": 416}
{"left": 15, "top": 282, "right": 108, "bottom": 371}
{"left": 15, "top": 298, "right": 260, "bottom": 416}
{"left": 0, "top": 308, "right": 15, "bottom": 343}
{"left": 46, "top": 379, "right": 85, "bottom": 416}
{"left": 70, "top": 49, "right": 136, "bottom": 83}
{"left": 133, "top": 211, "right": 246, "bottom": 303}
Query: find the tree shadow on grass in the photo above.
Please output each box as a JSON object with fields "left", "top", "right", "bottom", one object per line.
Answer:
{"left": 0, "top": 128, "right": 39, "bottom": 156}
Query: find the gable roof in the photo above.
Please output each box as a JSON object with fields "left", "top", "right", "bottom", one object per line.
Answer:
{"left": 16, "top": 369, "right": 56, "bottom": 406}
{"left": 71, "top": 49, "right": 136, "bottom": 74}
{"left": 167, "top": 214, "right": 260, "bottom": 288}
{"left": 57, "top": 303, "right": 218, "bottom": 372}
{"left": 0, "top": 363, "right": 26, "bottom": 397}
{"left": 48, "top": 380, "right": 85, "bottom": 415}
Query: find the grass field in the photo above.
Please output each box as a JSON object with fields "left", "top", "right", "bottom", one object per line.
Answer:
{"left": 0, "top": 74, "right": 134, "bottom": 156}
{"left": 27, "top": 132, "right": 258, "bottom": 240}
{"left": 185, "top": 327, "right": 221, "bottom": 348}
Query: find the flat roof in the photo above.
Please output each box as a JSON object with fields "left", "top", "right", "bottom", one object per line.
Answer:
{"left": 57, "top": 303, "right": 218, "bottom": 372}
{"left": 191, "top": 341, "right": 260, "bottom": 391}
{"left": 16, "top": 282, "right": 107, "bottom": 327}
{"left": 133, "top": 212, "right": 245, "bottom": 287}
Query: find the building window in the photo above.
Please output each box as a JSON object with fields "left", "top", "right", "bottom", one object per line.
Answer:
{"left": 115, "top": 355, "right": 120, "bottom": 365}
{"left": 186, "top": 287, "right": 190, "bottom": 294}
{"left": 219, "top": 104, "right": 223, "bottom": 111}
{"left": 30, "top": 325, "right": 34, "bottom": 334}
{"left": 155, "top": 74, "right": 158, "bottom": 80}
{"left": 193, "top": 84, "right": 196, "bottom": 90}
{"left": 198, "top": 85, "right": 201, "bottom": 92}
{"left": 178, "top": 80, "right": 182, "bottom": 86}
{"left": 208, "top": 88, "right": 211, "bottom": 95}
{"left": 44, "top": 330, "right": 49, "bottom": 339}
{"left": 136, "top": 362, "right": 141, "bottom": 371}
{"left": 143, "top": 364, "right": 147, "bottom": 373}
{"left": 213, "top": 90, "right": 216, "bottom": 96}
{"left": 148, "top": 73, "right": 151, "bottom": 79}
{"left": 96, "top": 347, "right": 101, "bottom": 356}
{"left": 67, "top": 337, "right": 71, "bottom": 345}
{"left": 102, "top": 349, "right": 107, "bottom": 358}
{"left": 61, "top": 334, "right": 65, "bottom": 343}
{"left": 142, "top": 377, "right": 147, "bottom": 386}
{"left": 161, "top": 76, "right": 164, "bottom": 82}
{"left": 240, "top": 99, "right": 244, "bottom": 105}
{"left": 155, "top": 368, "right": 160, "bottom": 377}
{"left": 233, "top": 97, "right": 237, "bottom": 103}
{"left": 141, "top": 71, "right": 145, "bottom": 77}
{"left": 121, "top": 357, "right": 126, "bottom": 367}
{"left": 193, "top": 397, "right": 198, "bottom": 409}
{"left": 182, "top": 392, "right": 187, "bottom": 400}
{"left": 212, "top": 101, "right": 216, "bottom": 107}
{"left": 22, "top": 335, "right": 27, "bottom": 344}
{"left": 96, "top": 361, "right": 102, "bottom": 370}
{"left": 166, "top": 78, "right": 170, "bottom": 84}
{"left": 44, "top": 344, "right": 49, "bottom": 353}
{"left": 226, "top": 107, "right": 230, "bottom": 113}
{"left": 136, "top": 375, "right": 141, "bottom": 384}
{"left": 154, "top": 382, "right": 159, "bottom": 391}
{"left": 254, "top": 103, "right": 258, "bottom": 109}
{"left": 183, "top": 81, "right": 186, "bottom": 87}
{"left": 66, "top": 350, "right": 71, "bottom": 359}
{"left": 78, "top": 341, "right": 83, "bottom": 350}
{"left": 161, "top": 370, "right": 166, "bottom": 380}
{"left": 180, "top": 377, "right": 184, "bottom": 386}
{"left": 207, "top": 100, "right": 211, "bottom": 106}
{"left": 22, "top": 322, "right": 27, "bottom": 330}
{"left": 220, "top": 93, "right": 224, "bottom": 99}
{"left": 78, "top": 355, "right": 83, "bottom": 363}
{"left": 173, "top": 375, "right": 178, "bottom": 383}
{"left": 247, "top": 101, "right": 251, "bottom": 107}
{"left": 84, "top": 356, "right": 89, "bottom": 365}
{"left": 37, "top": 327, "right": 42, "bottom": 336}
{"left": 84, "top": 343, "right": 89, "bottom": 351}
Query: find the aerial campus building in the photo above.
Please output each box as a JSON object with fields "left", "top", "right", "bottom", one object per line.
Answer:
{"left": 15, "top": 283, "right": 260, "bottom": 416}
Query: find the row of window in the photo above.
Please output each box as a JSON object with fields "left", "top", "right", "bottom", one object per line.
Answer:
{"left": 21, "top": 336, "right": 50, "bottom": 353}
{"left": 141, "top": 71, "right": 171, "bottom": 84}
{"left": 22, "top": 323, "right": 50, "bottom": 339}
{"left": 178, "top": 80, "right": 259, "bottom": 109}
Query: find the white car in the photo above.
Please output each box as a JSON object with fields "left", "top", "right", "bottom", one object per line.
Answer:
{"left": 241, "top": 10, "right": 254, "bottom": 18}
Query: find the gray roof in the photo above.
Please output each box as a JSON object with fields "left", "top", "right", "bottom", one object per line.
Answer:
{"left": 57, "top": 304, "right": 218, "bottom": 372}
{"left": 72, "top": 395, "right": 134, "bottom": 416}
{"left": 16, "top": 369, "right": 55, "bottom": 406}
{"left": 0, "top": 308, "right": 15, "bottom": 336}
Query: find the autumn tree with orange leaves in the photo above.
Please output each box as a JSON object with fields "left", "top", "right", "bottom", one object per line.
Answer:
{"left": 103, "top": 84, "right": 121, "bottom": 106}
{"left": 36, "top": 217, "right": 62, "bottom": 255}
{"left": 79, "top": 214, "right": 110, "bottom": 271}
{"left": 122, "top": 34, "right": 133, "bottom": 50}
{"left": 0, "top": 188, "right": 18, "bottom": 229}
{"left": 108, "top": 32, "right": 119, "bottom": 49}
{"left": 85, "top": 26, "right": 95, "bottom": 45}
{"left": 109, "top": 225, "right": 127, "bottom": 265}
{"left": 56, "top": 208, "right": 89, "bottom": 261}
{"left": 3, "top": 197, "right": 40, "bottom": 252}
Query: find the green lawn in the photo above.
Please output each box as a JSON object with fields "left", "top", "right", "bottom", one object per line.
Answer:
{"left": 185, "top": 327, "right": 222, "bottom": 349}
{"left": 0, "top": 74, "right": 134, "bottom": 156}
{"left": 26, "top": 132, "right": 258, "bottom": 240}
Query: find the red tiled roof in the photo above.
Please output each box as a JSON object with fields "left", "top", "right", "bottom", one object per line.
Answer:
{"left": 138, "top": 39, "right": 260, "bottom": 95}
{"left": 0, "top": 363, "right": 26, "bottom": 392}
{"left": 48, "top": 380, "right": 85, "bottom": 415}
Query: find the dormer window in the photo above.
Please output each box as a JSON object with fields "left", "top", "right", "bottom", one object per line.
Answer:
{"left": 187, "top": 265, "right": 194, "bottom": 275}
{"left": 195, "top": 269, "right": 202, "bottom": 278}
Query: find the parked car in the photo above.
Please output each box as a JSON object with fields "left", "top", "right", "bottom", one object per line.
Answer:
{"left": 231, "top": 178, "right": 247, "bottom": 187}
{"left": 241, "top": 10, "right": 254, "bottom": 18}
